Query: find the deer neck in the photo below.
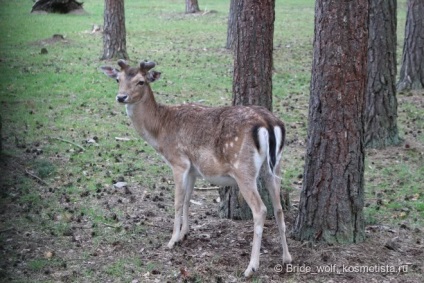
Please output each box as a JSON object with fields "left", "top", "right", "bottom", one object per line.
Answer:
{"left": 125, "top": 88, "right": 164, "bottom": 149}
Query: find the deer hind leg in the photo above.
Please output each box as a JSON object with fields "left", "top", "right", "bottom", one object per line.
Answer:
{"left": 179, "top": 174, "right": 196, "bottom": 241}
{"left": 235, "top": 177, "right": 267, "bottom": 277}
{"left": 167, "top": 164, "right": 192, "bottom": 249}
{"left": 263, "top": 163, "right": 292, "bottom": 264}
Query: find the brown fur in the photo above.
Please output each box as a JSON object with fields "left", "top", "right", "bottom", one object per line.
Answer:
{"left": 101, "top": 60, "right": 292, "bottom": 277}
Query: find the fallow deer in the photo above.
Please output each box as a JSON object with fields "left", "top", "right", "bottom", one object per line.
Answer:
{"left": 101, "top": 60, "right": 292, "bottom": 277}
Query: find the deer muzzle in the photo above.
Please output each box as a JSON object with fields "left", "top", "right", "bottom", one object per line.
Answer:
{"left": 116, "top": 95, "right": 128, "bottom": 103}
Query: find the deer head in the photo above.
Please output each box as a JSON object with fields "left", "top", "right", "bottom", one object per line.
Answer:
{"left": 101, "top": 60, "right": 161, "bottom": 104}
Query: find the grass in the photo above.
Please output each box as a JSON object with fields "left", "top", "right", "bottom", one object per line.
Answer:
{"left": 0, "top": 0, "right": 423, "bottom": 282}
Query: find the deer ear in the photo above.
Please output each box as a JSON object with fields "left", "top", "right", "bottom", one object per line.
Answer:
{"left": 100, "top": 66, "right": 119, "bottom": 79}
{"left": 147, "top": 71, "right": 161, "bottom": 83}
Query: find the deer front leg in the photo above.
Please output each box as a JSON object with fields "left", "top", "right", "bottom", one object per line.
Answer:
{"left": 167, "top": 166, "right": 189, "bottom": 249}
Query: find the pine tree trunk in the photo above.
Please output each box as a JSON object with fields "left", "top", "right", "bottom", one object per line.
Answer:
{"left": 225, "top": 0, "right": 238, "bottom": 49}
{"left": 101, "top": 0, "right": 129, "bottom": 60}
{"left": 365, "top": 0, "right": 400, "bottom": 148}
{"left": 185, "top": 0, "right": 200, "bottom": 14}
{"left": 232, "top": 0, "right": 274, "bottom": 111}
{"left": 294, "top": 0, "right": 368, "bottom": 244}
{"left": 219, "top": 0, "right": 281, "bottom": 220}
{"left": 397, "top": 0, "right": 424, "bottom": 91}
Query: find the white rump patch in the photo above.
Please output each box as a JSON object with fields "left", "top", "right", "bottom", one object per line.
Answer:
{"left": 274, "top": 126, "right": 283, "bottom": 168}
{"left": 257, "top": 127, "right": 268, "bottom": 155}
{"left": 254, "top": 127, "right": 268, "bottom": 174}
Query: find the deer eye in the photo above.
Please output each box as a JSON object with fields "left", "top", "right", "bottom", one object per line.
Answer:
{"left": 116, "top": 79, "right": 119, "bottom": 83}
{"left": 137, "top": 81, "right": 145, "bottom": 86}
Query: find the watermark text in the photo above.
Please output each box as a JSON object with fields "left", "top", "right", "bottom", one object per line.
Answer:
{"left": 274, "top": 263, "right": 408, "bottom": 274}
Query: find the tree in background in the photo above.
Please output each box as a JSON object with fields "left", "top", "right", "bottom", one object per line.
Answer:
{"left": 294, "top": 0, "right": 368, "bottom": 243}
{"left": 365, "top": 0, "right": 400, "bottom": 148}
{"left": 185, "top": 0, "right": 200, "bottom": 14}
{"left": 101, "top": 0, "right": 129, "bottom": 60}
{"left": 397, "top": 0, "right": 424, "bottom": 91}
{"left": 219, "top": 0, "right": 278, "bottom": 220}
{"left": 232, "top": 0, "right": 274, "bottom": 110}
{"left": 225, "top": 0, "right": 238, "bottom": 49}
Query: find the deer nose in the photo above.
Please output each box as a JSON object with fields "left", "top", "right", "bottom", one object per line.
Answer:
{"left": 116, "top": 95, "right": 127, "bottom": 103}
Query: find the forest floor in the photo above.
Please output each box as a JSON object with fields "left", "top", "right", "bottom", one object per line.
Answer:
{"left": 1, "top": 92, "right": 423, "bottom": 283}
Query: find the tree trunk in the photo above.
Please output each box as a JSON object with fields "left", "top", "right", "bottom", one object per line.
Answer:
{"left": 185, "top": 0, "right": 200, "bottom": 14}
{"left": 225, "top": 0, "right": 238, "bottom": 49}
{"left": 219, "top": 0, "right": 280, "bottom": 220}
{"left": 101, "top": 0, "right": 129, "bottom": 60}
{"left": 219, "top": 184, "right": 290, "bottom": 220}
{"left": 365, "top": 0, "right": 400, "bottom": 148}
{"left": 397, "top": 0, "right": 424, "bottom": 91}
{"left": 294, "top": 0, "right": 368, "bottom": 244}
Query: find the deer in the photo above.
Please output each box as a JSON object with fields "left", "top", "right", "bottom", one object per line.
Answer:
{"left": 101, "top": 60, "right": 292, "bottom": 277}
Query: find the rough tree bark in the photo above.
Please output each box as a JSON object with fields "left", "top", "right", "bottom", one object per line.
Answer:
{"left": 225, "top": 0, "right": 238, "bottom": 49}
{"left": 185, "top": 0, "right": 200, "bottom": 14}
{"left": 294, "top": 0, "right": 368, "bottom": 244}
{"left": 219, "top": 0, "right": 283, "bottom": 220}
{"left": 232, "top": 1, "right": 274, "bottom": 110}
{"left": 31, "top": 0, "right": 83, "bottom": 13}
{"left": 365, "top": 0, "right": 400, "bottom": 148}
{"left": 397, "top": 0, "right": 424, "bottom": 91}
{"left": 101, "top": 0, "right": 129, "bottom": 60}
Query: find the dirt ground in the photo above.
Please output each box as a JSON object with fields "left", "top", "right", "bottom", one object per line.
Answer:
{"left": 0, "top": 94, "right": 423, "bottom": 283}
{"left": 1, "top": 156, "right": 423, "bottom": 282}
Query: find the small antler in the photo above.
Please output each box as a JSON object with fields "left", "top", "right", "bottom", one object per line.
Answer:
{"left": 117, "top": 59, "right": 129, "bottom": 71}
{"left": 140, "top": 61, "right": 156, "bottom": 74}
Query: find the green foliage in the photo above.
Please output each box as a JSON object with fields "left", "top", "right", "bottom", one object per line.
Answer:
{"left": 364, "top": 158, "right": 424, "bottom": 228}
{"left": 33, "top": 159, "right": 56, "bottom": 178}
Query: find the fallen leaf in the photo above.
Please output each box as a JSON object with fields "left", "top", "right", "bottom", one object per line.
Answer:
{"left": 44, "top": 251, "right": 54, "bottom": 259}
{"left": 190, "top": 199, "right": 202, "bottom": 206}
{"left": 180, "top": 267, "right": 190, "bottom": 279}
{"left": 114, "top": 182, "right": 128, "bottom": 189}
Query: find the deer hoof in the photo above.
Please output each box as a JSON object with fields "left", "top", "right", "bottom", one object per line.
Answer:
{"left": 283, "top": 252, "right": 292, "bottom": 264}
{"left": 244, "top": 266, "right": 257, "bottom": 278}
{"left": 167, "top": 240, "right": 176, "bottom": 249}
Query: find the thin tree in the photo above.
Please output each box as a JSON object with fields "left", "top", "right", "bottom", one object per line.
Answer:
{"left": 397, "top": 0, "right": 424, "bottom": 91}
{"left": 219, "top": 0, "right": 278, "bottom": 220}
{"left": 185, "top": 0, "right": 200, "bottom": 14}
{"left": 225, "top": 0, "right": 238, "bottom": 49}
{"left": 294, "top": 0, "right": 368, "bottom": 243}
{"left": 101, "top": 0, "right": 129, "bottom": 60}
{"left": 365, "top": 0, "right": 400, "bottom": 148}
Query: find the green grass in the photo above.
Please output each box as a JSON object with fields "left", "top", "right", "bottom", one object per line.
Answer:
{"left": 364, "top": 154, "right": 424, "bottom": 227}
{"left": 1, "top": 0, "right": 423, "bottom": 282}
